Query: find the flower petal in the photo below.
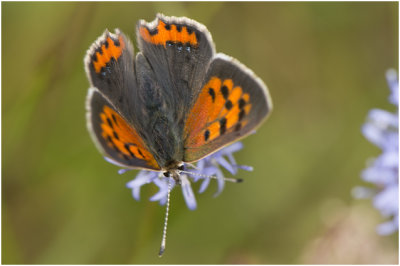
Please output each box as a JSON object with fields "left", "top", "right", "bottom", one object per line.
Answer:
{"left": 214, "top": 168, "right": 225, "bottom": 197}
{"left": 149, "top": 178, "right": 174, "bottom": 202}
{"left": 386, "top": 69, "right": 399, "bottom": 105}
{"left": 126, "top": 171, "right": 157, "bottom": 201}
{"left": 357, "top": 70, "right": 399, "bottom": 235}
{"left": 221, "top": 142, "right": 243, "bottom": 155}
{"left": 199, "top": 177, "right": 211, "bottom": 193}
{"left": 377, "top": 219, "right": 398, "bottom": 235}
{"left": 373, "top": 186, "right": 398, "bottom": 217}
{"left": 124, "top": 141, "right": 251, "bottom": 210}
{"left": 237, "top": 164, "right": 254, "bottom": 171}
{"left": 216, "top": 156, "right": 236, "bottom": 175}
{"left": 181, "top": 175, "right": 197, "bottom": 210}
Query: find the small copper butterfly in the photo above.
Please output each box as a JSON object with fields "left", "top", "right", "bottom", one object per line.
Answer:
{"left": 84, "top": 14, "right": 272, "bottom": 255}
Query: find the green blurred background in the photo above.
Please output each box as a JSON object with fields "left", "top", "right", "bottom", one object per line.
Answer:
{"left": 2, "top": 2, "right": 398, "bottom": 264}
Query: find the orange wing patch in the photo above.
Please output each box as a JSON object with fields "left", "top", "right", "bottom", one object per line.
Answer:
{"left": 100, "top": 105, "right": 159, "bottom": 169}
{"left": 139, "top": 19, "right": 198, "bottom": 47}
{"left": 92, "top": 36, "right": 126, "bottom": 73}
{"left": 184, "top": 76, "right": 252, "bottom": 148}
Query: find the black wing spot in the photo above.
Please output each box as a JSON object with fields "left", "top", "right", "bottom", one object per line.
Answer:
{"left": 148, "top": 26, "right": 158, "bottom": 36}
{"left": 204, "top": 129, "right": 210, "bottom": 141}
{"left": 220, "top": 118, "right": 227, "bottom": 135}
{"left": 111, "top": 114, "right": 118, "bottom": 125}
{"left": 165, "top": 24, "right": 171, "bottom": 30}
{"left": 91, "top": 53, "right": 97, "bottom": 62}
{"left": 106, "top": 118, "right": 113, "bottom": 128}
{"left": 239, "top": 109, "right": 246, "bottom": 121}
{"left": 225, "top": 100, "right": 233, "bottom": 110}
{"left": 238, "top": 98, "right": 246, "bottom": 109}
{"left": 176, "top": 24, "right": 182, "bottom": 32}
{"left": 124, "top": 143, "right": 135, "bottom": 158}
{"left": 113, "top": 131, "right": 119, "bottom": 140}
{"left": 138, "top": 148, "right": 145, "bottom": 158}
{"left": 221, "top": 86, "right": 229, "bottom": 100}
{"left": 114, "top": 38, "right": 120, "bottom": 47}
{"left": 104, "top": 39, "right": 109, "bottom": 48}
{"left": 208, "top": 88, "right": 216, "bottom": 102}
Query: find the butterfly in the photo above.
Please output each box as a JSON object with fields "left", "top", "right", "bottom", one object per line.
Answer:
{"left": 85, "top": 13, "right": 272, "bottom": 255}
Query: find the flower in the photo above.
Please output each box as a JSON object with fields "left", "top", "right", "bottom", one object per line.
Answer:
{"left": 353, "top": 69, "right": 399, "bottom": 235}
{"left": 124, "top": 141, "right": 253, "bottom": 210}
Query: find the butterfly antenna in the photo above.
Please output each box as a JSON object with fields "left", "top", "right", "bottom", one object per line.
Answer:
{"left": 179, "top": 170, "right": 243, "bottom": 183}
{"left": 159, "top": 177, "right": 172, "bottom": 257}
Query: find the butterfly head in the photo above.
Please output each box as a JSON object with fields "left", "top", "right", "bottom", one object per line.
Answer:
{"left": 162, "top": 162, "right": 185, "bottom": 185}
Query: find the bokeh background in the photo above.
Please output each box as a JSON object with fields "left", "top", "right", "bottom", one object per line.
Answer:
{"left": 2, "top": 2, "right": 398, "bottom": 264}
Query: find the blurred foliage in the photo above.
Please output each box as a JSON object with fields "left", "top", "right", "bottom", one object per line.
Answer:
{"left": 2, "top": 2, "right": 398, "bottom": 264}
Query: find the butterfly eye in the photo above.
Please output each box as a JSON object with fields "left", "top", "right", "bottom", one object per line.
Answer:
{"left": 163, "top": 172, "right": 170, "bottom": 177}
{"left": 177, "top": 165, "right": 184, "bottom": 171}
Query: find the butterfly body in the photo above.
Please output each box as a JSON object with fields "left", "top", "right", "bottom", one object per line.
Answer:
{"left": 85, "top": 14, "right": 272, "bottom": 180}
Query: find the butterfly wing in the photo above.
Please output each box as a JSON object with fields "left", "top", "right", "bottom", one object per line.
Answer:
{"left": 183, "top": 54, "right": 273, "bottom": 162}
{"left": 136, "top": 14, "right": 215, "bottom": 105}
{"left": 86, "top": 88, "right": 160, "bottom": 170}
{"left": 127, "top": 14, "right": 216, "bottom": 167}
{"left": 85, "top": 29, "right": 141, "bottom": 121}
{"left": 85, "top": 30, "right": 161, "bottom": 170}
{"left": 85, "top": 16, "right": 271, "bottom": 168}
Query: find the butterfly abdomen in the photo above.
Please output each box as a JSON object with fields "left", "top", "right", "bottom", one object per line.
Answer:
{"left": 133, "top": 53, "right": 185, "bottom": 168}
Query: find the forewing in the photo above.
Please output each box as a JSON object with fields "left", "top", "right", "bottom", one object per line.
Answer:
{"left": 84, "top": 29, "right": 136, "bottom": 120}
{"left": 183, "top": 54, "right": 273, "bottom": 162}
{"left": 127, "top": 14, "right": 217, "bottom": 166}
{"left": 136, "top": 14, "right": 215, "bottom": 123}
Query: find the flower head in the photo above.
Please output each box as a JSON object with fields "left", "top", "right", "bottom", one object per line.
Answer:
{"left": 124, "top": 142, "right": 253, "bottom": 210}
{"left": 353, "top": 69, "right": 399, "bottom": 235}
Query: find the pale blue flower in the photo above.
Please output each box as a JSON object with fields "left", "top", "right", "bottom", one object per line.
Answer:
{"left": 123, "top": 142, "right": 252, "bottom": 210}
{"left": 353, "top": 69, "right": 399, "bottom": 235}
